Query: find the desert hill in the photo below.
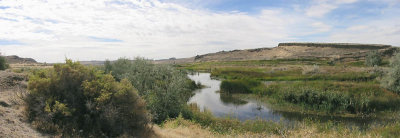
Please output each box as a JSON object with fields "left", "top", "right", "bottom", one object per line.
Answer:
{"left": 4, "top": 55, "right": 37, "bottom": 64}
{"left": 155, "top": 43, "right": 397, "bottom": 64}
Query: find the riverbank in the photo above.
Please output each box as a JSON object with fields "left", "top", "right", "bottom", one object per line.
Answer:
{"left": 155, "top": 104, "right": 400, "bottom": 138}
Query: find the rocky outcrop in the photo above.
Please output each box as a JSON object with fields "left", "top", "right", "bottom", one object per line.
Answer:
{"left": 278, "top": 43, "right": 392, "bottom": 49}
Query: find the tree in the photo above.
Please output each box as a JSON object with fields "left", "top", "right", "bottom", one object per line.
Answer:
{"left": 365, "top": 51, "right": 382, "bottom": 66}
{"left": 381, "top": 52, "right": 400, "bottom": 94}
{"left": 26, "top": 60, "right": 150, "bottom": 137}
{"left": 0, "top": 56, "right": 9, "bottom": 70}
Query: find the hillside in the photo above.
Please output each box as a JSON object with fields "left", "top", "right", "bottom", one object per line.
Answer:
{"left": 155, "top": 43, "right": 397, "bottom": 64}
{"left": 4, "top": 55, "right": 37, "bottom": 64}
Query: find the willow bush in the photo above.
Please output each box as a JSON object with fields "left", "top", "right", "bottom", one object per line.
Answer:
{"left": 105, "top": 58, "right": 196, "bottom": 123}
{"left": 365, "top": 51, "right": 382, "bottom": 67}
{"left": 26, "top": 60, "right": 150, "bottom": 137}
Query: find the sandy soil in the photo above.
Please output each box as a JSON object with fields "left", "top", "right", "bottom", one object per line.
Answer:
{"left": 0, "top": 71, "right": 47, "bottom": 138}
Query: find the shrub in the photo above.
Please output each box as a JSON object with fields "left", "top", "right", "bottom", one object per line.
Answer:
{"left": 302, "top": 64, "right": 320, "bottom": 75}
{"left": 105, "top": 58, "right": 194, "bottom": 123}
{"left": 0, "top": 56, "right": 9, "bottom": 70}
{"left": 365, "top": 51, "right": 382, "bottom": 66}
{"left": 381, "top": 52, "right": 400, "bottom": 94}
{"left": 26, "top": 60, "right": 150, "bottom": 137}
{"left": 220, "top": 79, "right": 260, "bottom": 94}
{"left": 281, "top": 88, "right": 378, "bottom": 113}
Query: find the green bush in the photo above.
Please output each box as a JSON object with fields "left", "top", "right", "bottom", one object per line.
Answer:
{"left": 105, "top": 58, "right": 195, "bottom": 123}
{"left": 26, "top": 60, "right": 150, "bottom": 137}
{"left": 220, "top": 79, "right": 260, "bottom": 94}
{"left": 365, "top": 51, "right": 382, "bottom": 66}
{"left": 282, "top": 88, "right": 350, "bottom": 112}
{"left": 381, "top": 52, "right": 400, "bottom": 94}
{"left": 0, "top": 56, "right": 9, "bottom": 70}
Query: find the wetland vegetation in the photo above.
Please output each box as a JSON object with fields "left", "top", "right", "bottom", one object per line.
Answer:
{"left": 172, "top": 52, "right": 400, "bottom": 137}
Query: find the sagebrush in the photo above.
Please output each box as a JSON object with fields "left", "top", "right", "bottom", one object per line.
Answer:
{"left": 26, "top": 60, "right": 150, "bottom": 137}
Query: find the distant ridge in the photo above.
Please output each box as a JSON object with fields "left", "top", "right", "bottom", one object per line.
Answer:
{"left": 4, "top": 55, "right": 37, "bottom": 64}
{"left": 155, "top": 42, "right": 397, "bottom": 64}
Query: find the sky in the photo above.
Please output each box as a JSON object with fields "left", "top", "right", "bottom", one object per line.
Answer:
{"left": 0, "top": 0, "right": 399, "bottom": 63}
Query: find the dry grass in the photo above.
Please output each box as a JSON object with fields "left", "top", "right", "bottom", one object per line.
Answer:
{"left": 9, "top": 63, "right": 52, "bottom": 69}
{"left": 154, "top": 118, "right": 385, "bottom": 138}
{"left": 154, "top": 119, "right": 277, "bottom": 138}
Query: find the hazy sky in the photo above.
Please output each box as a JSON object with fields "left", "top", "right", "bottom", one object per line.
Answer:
{"left": 0, "top": 0, "right": 399, "bottom": 63}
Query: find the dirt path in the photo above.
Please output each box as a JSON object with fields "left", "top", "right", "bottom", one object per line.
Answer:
{"left": 0, "top": 71, "right": 46, "bottom": 138}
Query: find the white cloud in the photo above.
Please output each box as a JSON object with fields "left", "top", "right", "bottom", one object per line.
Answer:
{"left": 306, "top": 4, "right": 337, "bottom": 18}
{"left": 329, "top": 17, "right": 400, "bottom": 45}
{"left": 311, "top": 22, "right": 331, "bottom": 32}
{"left": 0, "top": 0, "right": 398, "bottom": 63}
{"left": 0, "top": 0, "right": 294, "bottom": 62}
{"left": 305, "top": 0, "right": 358, "bottom": 17}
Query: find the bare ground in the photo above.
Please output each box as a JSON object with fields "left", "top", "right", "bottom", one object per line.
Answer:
{"left": 0, "top": 71, "right": 46, "bottom": 138}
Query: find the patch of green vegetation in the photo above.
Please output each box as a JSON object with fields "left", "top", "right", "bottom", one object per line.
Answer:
{"left": 211, "top": 67, "right": 376, "bottom": 81}
{"left": 26, "top": 60, "right": 150, "bottom": 137}
{"left": 104, "top": 58, "right": 198, "bottom": 123}
{"left": 347, "top": 61, "right": 365, "bottom": 67}
{"left": 381, "top": 52, "right": 400, "bottom": 94}
{"left": 251, "top": 81, "right": 400, "bottom": 115}
{"left": 365, "top": 51, "right": 382, "bottom": 67}
{"left": 220, "top": 79, "right": 260, "bottom": 94}
{"left": 0, "top": 56, "right": 9, "bottom": 70}
{"left": 371, "top": 123, "right": 400, "bottom": 137}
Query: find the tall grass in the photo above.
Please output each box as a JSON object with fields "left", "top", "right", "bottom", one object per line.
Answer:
{"left": 211, "top": 67, "right": 376, "bottom": 81}
{"left": 253, "top": 81, "right": 400, "bottom": 115}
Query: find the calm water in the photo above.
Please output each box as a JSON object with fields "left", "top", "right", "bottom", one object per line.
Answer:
{"left": 188, "top": 72, "right": 388, "bottom": 128}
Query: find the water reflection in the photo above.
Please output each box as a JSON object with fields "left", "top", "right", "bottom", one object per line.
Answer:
{"left": 188, "top": 73, "right": 282, "bottom": 122}
{"left": 219, "top": 92, "right": 248, "bottom": 105}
